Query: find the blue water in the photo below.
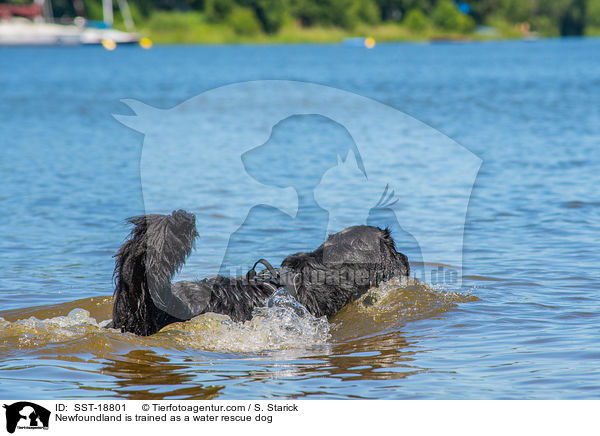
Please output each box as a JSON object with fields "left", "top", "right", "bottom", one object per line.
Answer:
{"left": 0, "top": 38, "right": 599, "bottom": 399}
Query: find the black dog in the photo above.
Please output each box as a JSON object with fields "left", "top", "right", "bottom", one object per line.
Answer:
{"left": 108, "top": 210, "right": 410, "bottom": 336}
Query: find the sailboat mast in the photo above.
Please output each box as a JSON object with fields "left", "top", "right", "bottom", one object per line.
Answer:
{"left": 116, "top": 0, "right": 134, "bottom": 31}
{"left": 102, "top": 0, "right": 113, "bottom": 27}
{"left": 34, "top": 0, "right": 53, "bottom": 23}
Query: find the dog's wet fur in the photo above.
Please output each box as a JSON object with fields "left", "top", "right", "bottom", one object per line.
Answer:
{"left": 109, "top": 210, "right": 410, "bottom": 336}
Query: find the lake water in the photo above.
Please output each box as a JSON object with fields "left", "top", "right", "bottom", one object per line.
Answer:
{"left": 0, "top": 38, "right": 599, "bottom": 400}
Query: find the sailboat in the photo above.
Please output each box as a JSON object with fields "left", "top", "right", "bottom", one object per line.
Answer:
{"left": 0, "top": 0, "right": 140, "bottom": 45}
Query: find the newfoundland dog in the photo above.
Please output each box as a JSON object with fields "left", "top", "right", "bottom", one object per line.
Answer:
{"left": 108, "top": 210, "right": 409, "bottom": 336}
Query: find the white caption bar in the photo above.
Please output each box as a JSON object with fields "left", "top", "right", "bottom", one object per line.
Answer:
{"left": 0, "top": 400, "right": 596, "bottom": 436}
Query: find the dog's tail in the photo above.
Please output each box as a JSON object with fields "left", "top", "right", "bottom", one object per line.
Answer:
{"left": 111, "top": 210, "right": 198, "bottom": 336}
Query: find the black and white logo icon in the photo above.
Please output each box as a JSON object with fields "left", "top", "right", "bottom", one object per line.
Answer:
{"left": 3, "top": 402, "right": 50, "bottom": 434}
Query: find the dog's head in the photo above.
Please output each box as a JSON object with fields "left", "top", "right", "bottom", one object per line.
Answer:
{"left": 318, "top": 226, "right": 408, "bottom": 272}
{"left": 280, "top": 226, "right": 409, "bottom": 317}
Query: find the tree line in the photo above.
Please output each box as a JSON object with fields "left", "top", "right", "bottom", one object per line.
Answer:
{"left": 11, "top": 0, "right": 600, "bottom": 37}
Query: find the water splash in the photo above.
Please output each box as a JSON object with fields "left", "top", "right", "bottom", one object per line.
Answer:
{"left": 0, "top": 309, "right": 103, "bottom": 350}
{"left": 331, "top": 276, "right": 478, "bottom": 339}
{"left": 0, "top": 293, "right": 331, "bottom": 354}
{"left": 0, "top": 280, "right": 476, "bottom": 355}
{"left": 158, "top": 290, "right": 331, "bottom": 353}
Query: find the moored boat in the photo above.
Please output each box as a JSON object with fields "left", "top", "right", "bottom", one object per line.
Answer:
{"left": 0, "top": 0, "right": 139, "bottom": 46}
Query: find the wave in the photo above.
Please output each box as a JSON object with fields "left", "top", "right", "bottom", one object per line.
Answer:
{"left": 0, "top": 278, "right": 477, "bottom": 355}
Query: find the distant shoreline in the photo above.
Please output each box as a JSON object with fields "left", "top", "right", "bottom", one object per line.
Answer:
{"left": 128, "top": 10, "right": 600, "bottom": 45}
{"left": 129, "top": 13, "right": 535, "bottom": 45}
{"left": 139, "top": 27, "right": 514, "bottom": 45}
{"left": 134, "top": 34, "right": 598, "bottom": 46}
{"left": 135, "top": 28, "right": 600, "bottom": 46}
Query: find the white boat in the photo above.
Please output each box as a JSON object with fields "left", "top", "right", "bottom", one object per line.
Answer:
{"left": 0, "top": 0, "right": 139, "bottom": 46}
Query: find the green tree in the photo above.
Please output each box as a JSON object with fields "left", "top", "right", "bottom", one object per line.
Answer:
{"left": 535, "top": 0, "right": 571, "bottom": 32}
{"left": 374, "top": 0, "right": 430, "bottom": 21}
{"left": 432, "top": 0, "right": 459, "bottom": 30}
{"left": 432, "top": 0, "right": 473, "bottom": 32}
{"left": 82, "top": 0, "right": 104, "bottom": 20}
{"left": 530, "top": 15, "right": 557, "bottom": 35}
{"left": 237, "top": 0, "right": 287, "bottom": 33}
{"left": 534, "top": 0, "right": 586, "bottom": 35}
{"left": 205, "top": 0, "right": 234, "bottom": 21}
{"left": 227, "top": 6, "right": 262, "bottom": 34}
{"left": 468, "top": 0, "right": 502, "bottom": 23}
{"left": 290, "top": 0, "right": 359, "bottom": 28}
{"left": 587, "top": 0, "right": 600, "bottom": 28}
{"left": 500, "top": 0, "right": 535, "bottom": 23}
{"left": 560, "top": 0, "right": 585, "bottom": 35}
{"left": 403, "top": 8, "right": 428, "bottom": 32}
{"left": 289, "top": 0, "right": 321, "bottom": 26}
{"left": 350, "top": 0, "right": 381, "bottom": 25}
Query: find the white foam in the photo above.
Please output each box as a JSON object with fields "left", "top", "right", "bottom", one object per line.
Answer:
{"left": 159, "top": 290, "right": 331, "bottom": 353}
{"left": 0, "top": 309, "right": 102, "bottom": 348}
